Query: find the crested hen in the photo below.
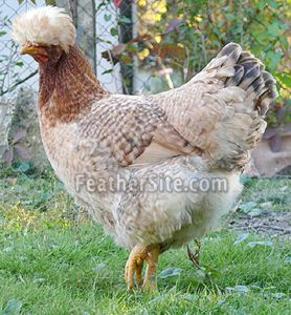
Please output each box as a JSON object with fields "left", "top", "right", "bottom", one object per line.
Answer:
{"left": 12, "top": 6, "right": 277, "bottom": 290}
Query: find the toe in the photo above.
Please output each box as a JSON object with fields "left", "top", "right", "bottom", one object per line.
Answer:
{"left": 135, "top": 257, "right": 144, "bottom": 287}
{"left": 126, "top": 259, "right": 136, "bottom": 290}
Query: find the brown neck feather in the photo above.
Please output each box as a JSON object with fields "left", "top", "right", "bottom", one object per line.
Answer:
{"left": 39, "top": 45, "right": 108, "bottom": 125}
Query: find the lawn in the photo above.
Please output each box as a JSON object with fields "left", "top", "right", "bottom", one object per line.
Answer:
{"left": 0, "top": 166, "right": 290, "bottom": 315}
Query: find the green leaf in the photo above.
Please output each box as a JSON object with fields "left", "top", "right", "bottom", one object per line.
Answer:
{"left": 272, "top": 293, "right": 287, "bottom": 300}
{"left": 104, "top": 14, "right": 111, "bottom": 22}
{"left": 267, "top": 21, "right": 282, "bottom": 37}
{"left": 248, "top": 208, "right": 263, "bottom": 217}
{"left": 101, "top": 69, "right": 113, "bottom": 75}
{"left": 15, "top": 61, "right": 24, "bottom": 67}
{"left": 93, "top": 263, "right": 107, "bottom": 273}
{"left": 16, "top": 162, "right": 31, "bottom": 174}
{"left": 256, "top": 0, "right": 266, "bottom": 10}
{"left": 0, "top": 31, "right": 6, "bottom": 37}
{"left": 234, "top": 233, "right": 249, "bottom": 245}
{"left": 239, "top": 201, "right": 257, "bottom": 214}
{"left": 118, "top": 16, "right": 132, "bottom": 25}
{"left": 159, "top": 267, "right": 182, "bottom": 278}
{"left": 110, "top": 27, "right": 118, "bottom": 37}
{"left": 267, "top": 0, "right": 278, "bottom": 8}
{"left": 247, "top": 241, "right": 273, "bottom": 248}
{"left": 96, "top": 2, "right": 107, "bottom": 11}
{"left": 279, "top": 36, "right": 289, "bottom": 50}
{"left": 46, "top": 0, "right": 56, "bottom": 5}
{"left": 226, "top": 285, "right": 249, "bottom": 294}
{"left": 1, "top": 299, "right": 23, "bottom": 315}
{"left": 275, "top": 73, "right": 291, "bottom": 88}
{"left": 266, "top": 51, "right": 283, "bottom": 71}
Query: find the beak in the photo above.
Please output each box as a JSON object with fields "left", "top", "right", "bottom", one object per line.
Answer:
{"left": 20, "top": 44, "right": 48, "bottom": 57}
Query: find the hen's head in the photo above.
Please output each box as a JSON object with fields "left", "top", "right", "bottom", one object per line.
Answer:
{"left": 12, "top": 6, "right": 76, "bottom": 64}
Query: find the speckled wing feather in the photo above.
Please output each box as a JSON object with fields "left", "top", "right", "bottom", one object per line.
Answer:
{"left": 150, "top": 43, "right": 278, "bottom": 170}
{"left": 79, "top": 94, "right": 201, "bottom": 167}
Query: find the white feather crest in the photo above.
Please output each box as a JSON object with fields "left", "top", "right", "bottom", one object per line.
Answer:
{"left": 12, "top": 6, "right": 76, "bottom": 53}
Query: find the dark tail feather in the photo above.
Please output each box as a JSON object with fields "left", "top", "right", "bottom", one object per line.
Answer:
{"left": 220, "top": 42, "right": 278, "bottom": 116}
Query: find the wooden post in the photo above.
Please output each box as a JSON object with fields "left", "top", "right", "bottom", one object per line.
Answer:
{"left": 119, "top": 0, "right": 133, "bottom": 94}
{"left": 54, "top": 0, "right": 97, "bottom": 74}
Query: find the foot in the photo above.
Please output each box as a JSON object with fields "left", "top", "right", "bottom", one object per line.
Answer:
{"left": 124, "top": 244, "right": 160, "bottom": 290}
{"left": 187, "top": 239, "right": 201, "bottom": 268}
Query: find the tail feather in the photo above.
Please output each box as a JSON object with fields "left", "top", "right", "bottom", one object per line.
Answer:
{"left": 238, "top": 52, "right": 264, "bottom": 68}
{"left": 239, "top": 63, "right": 261, "bottom": 89}
{"left": 177, "top": 42, "right": 278, "bottom": 170}
{"left": 203, "top": 43, "right": 278, "bottom": 170}
{"left": 226, "top": 65, "right": 244, "bottom": 86}
{"left": 216, "top": 43, "right": 241, "bottom": 61}
{"left": 219, "top": 42, "right": 278, "bottom": 117}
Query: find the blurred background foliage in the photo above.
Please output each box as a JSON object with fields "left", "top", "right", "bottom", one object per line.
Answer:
{"left": 131, "top": 0, "right": 291, "bottom": 127}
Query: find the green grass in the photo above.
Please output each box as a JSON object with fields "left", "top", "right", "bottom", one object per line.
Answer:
{"left": 0, "top": 167, "right": 290, "bottom": 314}
{"left": 241, "top": 176, "right": 291, "bottom": 212}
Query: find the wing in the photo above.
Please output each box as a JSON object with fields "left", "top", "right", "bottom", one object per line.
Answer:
{"left": 78, "top": 94, "right": 202, "bottom": 167}
{"left": 150, "top": 43, "right": 277, "bottom": 170}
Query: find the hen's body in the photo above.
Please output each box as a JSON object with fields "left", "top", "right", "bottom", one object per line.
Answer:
{"left": 13, "top": 6, "right": 277, "bottom": 290}
{"left": 42, "top": 115, "right": 241, "bottom": 250}
{"left": 39, "top": 43, "right": 275, "bottom": 251}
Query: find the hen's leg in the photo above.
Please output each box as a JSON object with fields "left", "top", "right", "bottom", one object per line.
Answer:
{"left": 143, "top": 245, "right": 160, "bottom": 290}
{"left": 124, "top": 247, "right": 144, "bottom": 289}
{"left": 187, "top": 239, "right": 201, "bottom": 268}
{"left": 124, "top": 244, "right": 160, "bottom": 290}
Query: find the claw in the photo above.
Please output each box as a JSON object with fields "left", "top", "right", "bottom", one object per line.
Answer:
{"left": 124, "top": 251, "right": 144, "bottom": 289}
{"left": 124, "top": 244, "right": 160, "bottom": 291}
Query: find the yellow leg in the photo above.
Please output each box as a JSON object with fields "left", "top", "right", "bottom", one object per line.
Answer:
{"left": 135, "top": 257, "right": 144, "bottom": 287}
{"left": 143, "top": 246, "right": 160, "bottom": 290}
{"left": 124, "top": 244, "right": 160, "bottom": 290}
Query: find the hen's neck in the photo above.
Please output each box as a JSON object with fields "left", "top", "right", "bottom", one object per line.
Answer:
{"left": 39, "top": 45, "right": 108, "bottom": 124}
